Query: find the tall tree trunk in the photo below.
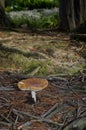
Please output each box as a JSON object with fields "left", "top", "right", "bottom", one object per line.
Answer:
{"left": 79, "top": 0, "right": 86, "bottom": 23}
{"left": 67, "top": 0, "right": 76, "bottom": 30}
{"left": 59, "top": 0, "right": 86, "bottom": 31}
{"left": 59, "top": 0, "right": 69, "bottom": 31}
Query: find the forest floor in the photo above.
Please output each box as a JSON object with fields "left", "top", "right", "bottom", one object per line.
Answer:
{"left": 0, "top": 30, "right": 86, "bottom": 130}
{"left": 0, "top": 30, "right": 86, "bottom": 75}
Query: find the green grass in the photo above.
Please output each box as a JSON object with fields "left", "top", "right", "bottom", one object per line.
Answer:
{"left": 0, "top": 50, "right": 53, "bottom": 76}
{"left": 23, "top": 60, "right": 52, "bottom": 76}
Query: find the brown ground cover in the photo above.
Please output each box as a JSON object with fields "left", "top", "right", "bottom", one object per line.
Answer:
{"left": 0, "top": 70, "right": 86, "bottom": 129}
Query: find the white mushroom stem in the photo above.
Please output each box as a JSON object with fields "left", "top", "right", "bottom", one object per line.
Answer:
{"left": 31, "top": 91, "right": 36, "bottom": 102}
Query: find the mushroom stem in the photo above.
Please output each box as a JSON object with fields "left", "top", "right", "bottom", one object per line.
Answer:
{"left": 31, "top": 91, "right": 36, "bottom": 102}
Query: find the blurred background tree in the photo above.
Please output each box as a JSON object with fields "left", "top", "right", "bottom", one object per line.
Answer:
{"left": 59, "top": 0, "right": 86, "bottom": 32}
{"left": 5, "top": 0, "right": 59, "bottom": 11}
{"left": 0, "top": 1, "right": 14, "bottom": 28}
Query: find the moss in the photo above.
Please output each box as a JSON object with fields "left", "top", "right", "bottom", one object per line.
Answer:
{"left": 23, "top": 60, "right": 52, "bottom": 76}
{"left": 0, "top": 49, "right": 52, "bottom": 75}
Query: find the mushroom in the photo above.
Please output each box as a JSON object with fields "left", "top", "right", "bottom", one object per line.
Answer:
{"left": 18, "top": 78, "right": 48, "bottom": 102}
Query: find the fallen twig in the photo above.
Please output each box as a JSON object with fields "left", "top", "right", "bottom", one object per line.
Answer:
{"left": 12, "top": 109, "right": 24, "bottom": 120}
{"left": 0, "top": 86, "right": 16, "bottom": 90}
{"left": 70, "top": 33, "right": 86, "bottom": 41}
{"left": 41, "top": 103, "right": 58, "bottom": 118}
{"left": 18, "top": 121, "right": 33, "bottom": 130}
{"left": 67, "top": 82, "right": 86, "bottom": 105}
{"left": 0, "top": 121, "right": 12, "bottom": 127}
{"left": 47, "top": 76, "right": 68, "bottom": 82}
{"left": 13, "top": 109, "right": 63, "bottom": 126}
{"left": 14, "top": 115, "right": 18, "bottom": 125}
{"left": 0, "top": 114, "right": 12, "bottom": 123}
{"left": 40, "top": 118, "right": 63, "bottom": 126}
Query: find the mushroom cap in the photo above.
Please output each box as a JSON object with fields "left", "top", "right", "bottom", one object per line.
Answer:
{"left": 18, "top": 78, "right": 48, "bottom": 91}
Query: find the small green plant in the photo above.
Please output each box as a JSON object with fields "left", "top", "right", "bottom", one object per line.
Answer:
{"left": 5, "top": 6, "right": 11, "bottom": 12}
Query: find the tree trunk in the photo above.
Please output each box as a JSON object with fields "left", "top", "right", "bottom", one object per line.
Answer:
{"left": 59, "top": 0, "right": 86, "bottom": 31}
{"left": 59, "top": 0, "right": 68, "bottom": 31}
{"left": 67, "top": 0, "right": 76, "bottom": 30}
{"left": 0, "top": 3, "right": 14, "bottom": 28}
{"left": 79, "top": 0, "right": 86, "bottom": 23}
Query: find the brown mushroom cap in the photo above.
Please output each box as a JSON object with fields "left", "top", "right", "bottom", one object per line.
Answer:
{"left": 18, "top": 78, "right": 48, "bottom": 91}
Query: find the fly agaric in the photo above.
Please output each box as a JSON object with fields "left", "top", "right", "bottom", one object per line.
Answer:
{"left": 18, "top": 78, "right": 48, "bottom": 102}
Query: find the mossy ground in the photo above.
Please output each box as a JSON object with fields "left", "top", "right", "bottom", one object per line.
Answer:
{"left": 0, "top": 31, "right": 85, "bottom": 76}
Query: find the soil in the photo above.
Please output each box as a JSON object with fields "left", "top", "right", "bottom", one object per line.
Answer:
{"left": 0, "top": 30, "right": 86, "bottom": 130}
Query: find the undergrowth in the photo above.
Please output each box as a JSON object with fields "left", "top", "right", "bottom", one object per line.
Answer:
{"left": 11, "top": 14, "right": 59, "bottom": 29}
{"left": 6, "top": 0, "right": 59, "bottom": 11}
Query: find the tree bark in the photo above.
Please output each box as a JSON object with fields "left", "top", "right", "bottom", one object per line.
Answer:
{"left": 59, "top": 0, "right": 86, "bottom": 31}
{"left": 79, "top": 0, "right": 86, "bottom": 23}
{"left": 67, "top": 0, "right": 76, "bottom": 31}
{"left": 59, "top": 0, "right": 69, "bottom": 31}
